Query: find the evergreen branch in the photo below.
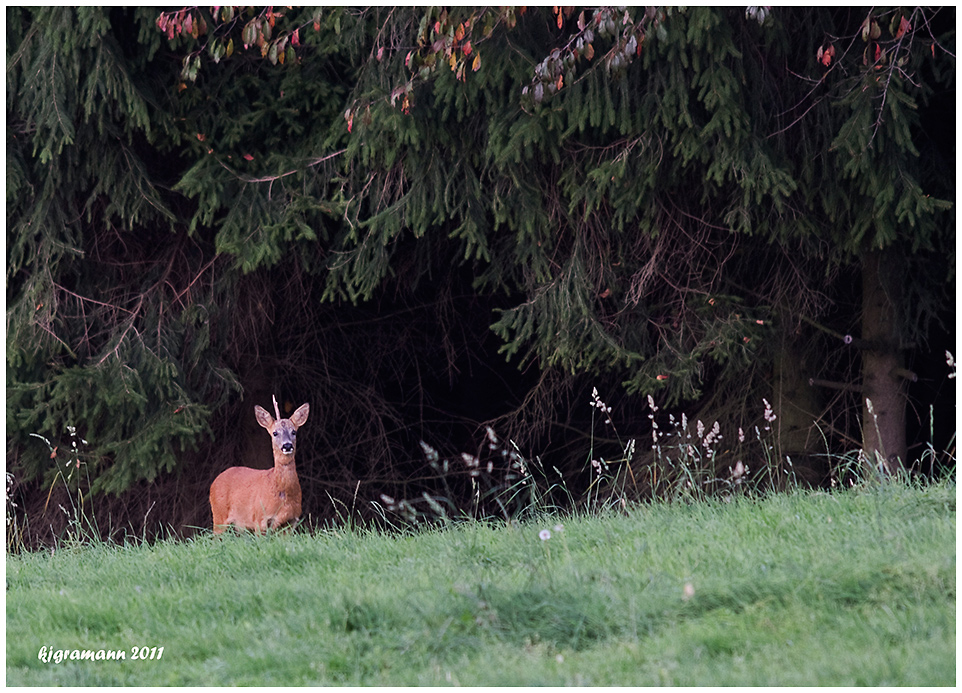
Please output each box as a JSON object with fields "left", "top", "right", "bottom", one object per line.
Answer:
{"left": 34, "top": 321, "right": 79, "bottom": 361}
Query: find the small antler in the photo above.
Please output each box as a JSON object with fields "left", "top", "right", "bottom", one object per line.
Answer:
{"left": 272, "top": 394, "right": 281, "bottom": 421}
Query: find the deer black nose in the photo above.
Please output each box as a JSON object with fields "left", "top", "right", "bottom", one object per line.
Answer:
{"left": 281, "top": 442, "right": 294, "bottom": 453}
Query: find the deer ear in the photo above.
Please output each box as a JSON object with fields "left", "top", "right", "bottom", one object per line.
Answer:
{"left": 290, "top": 403, "right": 310, "bottom": 427}
{"left": 254, "top": 405, "right": 274, "bottom": 429}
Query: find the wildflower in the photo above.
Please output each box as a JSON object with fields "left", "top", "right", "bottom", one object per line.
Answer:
{"left": 539, "top": 529, "right": 552, "bottom": 541}
{"left": 730, "top": 460, "right": 745, "bottom": 482}
{"left": 6, "top": 473, "right": 17, "bottom": 526}
{"left": 419, "top": 441, "right": 439, "bottom": 463}
{"left": 702, "top": 421, "right": 721, "bottom": 450}
{"left": 590, "top": 387, "right": 612, "bottom": 414}
{"left": 647, "top": 395, "right": 659, "bottom": 443}
{"left": 762, "top": 398, "right": 776, "bottom": 423}
{"left": 947, "top": 351, "right": 956, "bottom": 378}
{"left": 738, "top": 427, "right": 745, "bottom": 443}
{"left": 553, "top": 524, "right": 564, "bottom": 533}
{"left": 683, "top": 582, "right": 695, "bottom": 600}
{"left": 485, "top": 426, "right": 499, "bottom": 449}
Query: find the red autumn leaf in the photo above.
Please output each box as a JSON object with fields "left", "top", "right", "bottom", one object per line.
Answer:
{"left": 656, "top": 375, "right": 669, "bottom": 381}
{"left": 819, "top": 44, "right": 835, "bottom": 66}
{"left": 896, "top": 16, "right": 911, "bottom": 39}
{"left": 874, "top": 43, "right": 881, "bottom": 61}
{"left": 243, "top": 153, "right": 254, "bottom": 161}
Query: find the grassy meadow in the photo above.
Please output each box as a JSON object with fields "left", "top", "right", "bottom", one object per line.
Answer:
{"left": 6, "top": 480, "right": 956, "bottom": 686}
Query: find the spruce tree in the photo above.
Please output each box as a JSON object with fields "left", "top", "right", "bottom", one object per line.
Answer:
{"left": 7, "top": 7, "right": 219, "bottom": 495}
{"left": 6, "top": 7, "right": 953, "bottom": 542}
{"left": 328, "top": 6, "right": 954, "bottom": 475}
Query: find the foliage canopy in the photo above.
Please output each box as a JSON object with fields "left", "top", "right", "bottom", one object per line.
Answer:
{"left": 6, "top": 7, "right": 954, "bottom": 540}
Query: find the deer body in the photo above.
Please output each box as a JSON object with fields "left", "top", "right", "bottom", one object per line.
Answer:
{"left": 210, "top": 402, "right": 309, "bottom": 534}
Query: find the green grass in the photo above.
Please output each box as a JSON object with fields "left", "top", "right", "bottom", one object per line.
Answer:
{"left": 6, "top": 481, "right": 956, "bottom": 685}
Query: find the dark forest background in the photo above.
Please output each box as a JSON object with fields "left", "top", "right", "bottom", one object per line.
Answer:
{"left": 6, "top": 7, "right": 955, "bottom": 547}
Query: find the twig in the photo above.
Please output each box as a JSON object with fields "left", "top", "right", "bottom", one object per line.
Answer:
{"left": 809, "top": 377, "right": 863, "bottom": 393}
{"left": 216, "top": 149, "right": 347, "bottom": 184}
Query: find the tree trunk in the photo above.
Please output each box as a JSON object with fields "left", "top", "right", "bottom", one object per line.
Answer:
{"left": 859, "top": 249, "right": 907, "bottom": 475}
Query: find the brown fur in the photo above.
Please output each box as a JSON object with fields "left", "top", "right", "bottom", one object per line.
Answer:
{"left": 210, "top": 402, "right": 309, "bottom": 534}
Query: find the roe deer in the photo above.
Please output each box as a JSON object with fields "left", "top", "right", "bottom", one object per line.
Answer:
{"left": 210, "top": 397, "right": 309, "bottom": 534}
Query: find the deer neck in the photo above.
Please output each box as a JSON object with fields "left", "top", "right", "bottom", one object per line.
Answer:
{"left": 272, "top": 452, "right": 299, "bottom": 483}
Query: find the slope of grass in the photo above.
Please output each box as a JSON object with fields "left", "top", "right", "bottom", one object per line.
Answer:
{"left": 6, "top": 481, "right": 955, "bottom": 686}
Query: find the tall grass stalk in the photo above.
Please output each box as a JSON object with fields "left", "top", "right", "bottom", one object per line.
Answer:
{"left": 25, "top": 426, "right": 103, "bottom": 548}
